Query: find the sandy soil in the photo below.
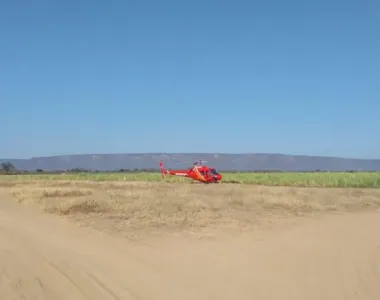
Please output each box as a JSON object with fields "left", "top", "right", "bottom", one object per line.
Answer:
{"left": 0, "top": 182, "right": 380, "bottom": 299}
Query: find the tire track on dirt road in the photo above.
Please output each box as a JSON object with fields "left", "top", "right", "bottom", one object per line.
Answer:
{"left": 0, "top": 196, "right": 380, "bottom": 299}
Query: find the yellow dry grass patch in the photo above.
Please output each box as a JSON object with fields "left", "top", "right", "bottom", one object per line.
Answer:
{"left": 2, "top": 180, "right": 380, "bottom": 238}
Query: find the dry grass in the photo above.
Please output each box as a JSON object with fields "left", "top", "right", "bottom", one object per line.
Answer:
{"left": 3, "top": 171, "right": 380, "bottom": 187}
{"left": 2, "top": 180, "right": 380, "bottom": 238}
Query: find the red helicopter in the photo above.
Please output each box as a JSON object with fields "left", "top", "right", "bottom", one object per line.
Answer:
{"left": 159, "top": 160, "right": 222, "bottom": 183}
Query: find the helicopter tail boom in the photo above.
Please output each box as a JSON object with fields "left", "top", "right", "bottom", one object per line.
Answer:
{"left": 159, "top": 161, "right": 167, "bottom": 178}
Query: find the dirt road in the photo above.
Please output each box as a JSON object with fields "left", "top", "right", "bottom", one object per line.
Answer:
{"left": 0, "top": 197, "right": 379, "bottom": 300}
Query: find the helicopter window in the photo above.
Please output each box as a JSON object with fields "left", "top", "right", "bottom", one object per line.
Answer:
{"left": 210, "top": 169, "right": 219, "bottom": 175}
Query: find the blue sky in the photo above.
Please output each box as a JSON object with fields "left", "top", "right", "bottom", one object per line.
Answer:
{"left": 1, "top": 0, "right": 379, "bottom": 159}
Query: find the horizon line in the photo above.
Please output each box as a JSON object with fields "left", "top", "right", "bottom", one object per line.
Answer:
{"left": 1, "top": 152, "right": 379, "bottom": 161}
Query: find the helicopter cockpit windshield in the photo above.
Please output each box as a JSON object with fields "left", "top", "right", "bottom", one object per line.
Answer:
{"left": 209, "top": 168, "right": 219, "bottom": 175}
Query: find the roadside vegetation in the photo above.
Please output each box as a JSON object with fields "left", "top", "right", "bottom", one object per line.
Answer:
{"left": 1, "top": 171, "right": 380, "bottom": 188}
{"left": 3, "top": 180, "right": 380, "bottom": 237}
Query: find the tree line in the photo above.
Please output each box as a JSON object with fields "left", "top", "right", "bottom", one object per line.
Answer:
{"left": 1, "top": 162, "right": 378, "bottom": 174}
{"left": 0, "top": 162, "right": 16, "bottom": 173}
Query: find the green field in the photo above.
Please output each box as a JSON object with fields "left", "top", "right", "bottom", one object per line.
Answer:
{"left": 1, "top": 172, "right": 380, "bottom": 188}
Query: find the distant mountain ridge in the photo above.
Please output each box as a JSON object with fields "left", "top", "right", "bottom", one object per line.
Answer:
{"left": 1, "top": 153, "right": 380, "bottom": 172}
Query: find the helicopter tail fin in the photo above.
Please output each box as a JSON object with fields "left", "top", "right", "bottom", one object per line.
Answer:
{"left": 159, "top": 161, "right": 167, "bottom": 179}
